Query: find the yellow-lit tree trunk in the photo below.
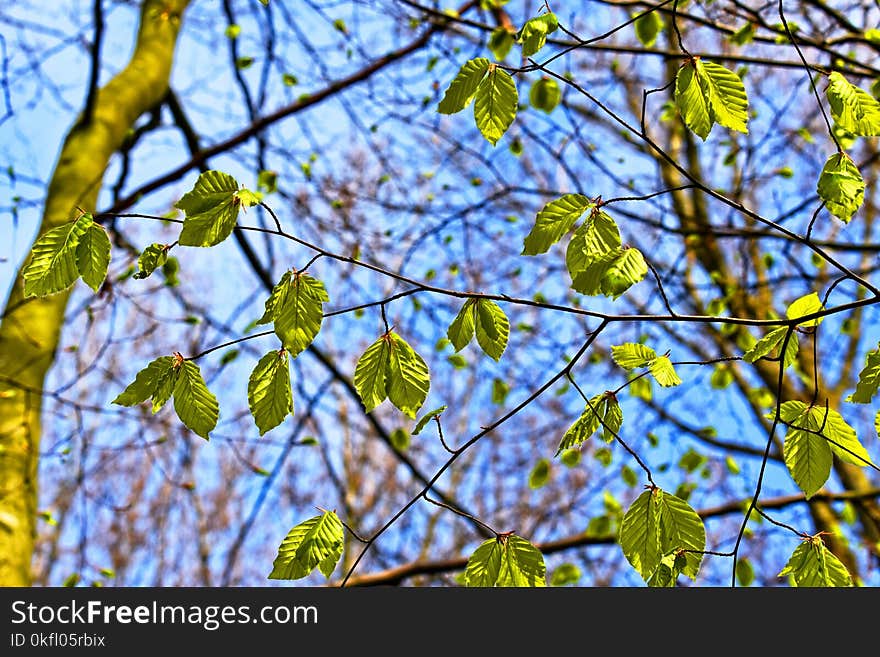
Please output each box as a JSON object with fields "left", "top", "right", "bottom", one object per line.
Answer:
{"left": 0, "top": 0, "right": 189, "bottom": 586}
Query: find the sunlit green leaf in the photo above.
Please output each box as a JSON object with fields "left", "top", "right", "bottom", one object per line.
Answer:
{"left": 697, "top": 60, "right": 749, "bottom": 135}
{"left": 23, "top": 213, "right": 92, "bottom": 297}
{"left": 817, "top": 153, "right": 864, "bottom": 223}
{"left": 523, "top": 194, "right": 593, "bottom": 255}
{"left": 675, "top": 62, "right": 712, "bottom": 140}
{"left": 565, "top": 211, "right": 621, "bottom": 276}
{"left": 75, "top": 222, "right": 111, "bottom": 292}
{"left": 354, "top": 335, "right": 391, "bottom": 413}
{"left": 176, "top": 170, "right": 242, "bottom": 247}
{"left": 173, "top": 360, "right": 220, "bottom": 439}
{"left": 473, "top": 65, "right": 518, "bottom": 145}
{"left": 268, "top": 511, "right": 344, "bottom": 580}
{"left": 826, "top": 71, "right": 880, "bottom": 137}
{"left": 778, "top": 536, "right": 853, "bottom": 587}
{"left": 619, "top": 489, "right": 662, "bottom": 581}
{"left": 133, "top": 243, "right": 169, "bottom": 280}
{"left": 385, "top": 333, "right": 430, "bottom": 419}
{"left": 474, "top": 299, "right": 509, "bottom": 361}
{"left": 438, "top": 58, "right": 490, "bottom": 114}
{"left": 611, "top": 343, "right": 657, "bottom": 370}
{"left": 786, "top": 292, "right": 824, "bottom": 327}
{"left": 556, "top": 392, "right": 621, "bottom": 453}
{"left": 649, "top": 356, "right": 682, "bottom": 387}
{"left": 248, "top": 350, "right": 293, "bottom": 435}
{"left": 412, "top": 405, "right": 447, "bottom": 435}
{"left": 112, "top": 356, "right": 176, "bottom": 407}
{"left": 465, "top": 535, "right": 546, "bottom": 587}
{"left": 517, "top": 13, "right": 558, "bottom": 58}
{"left": 847, "top": 344, "right": 880, "bottom": 403}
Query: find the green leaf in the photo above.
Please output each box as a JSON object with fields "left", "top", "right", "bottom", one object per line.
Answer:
{"left": 633, "top": 11, "right": 663, "bottom": 47}
{"left": 649, "top": 356, "right": 682, "bottom": 387}
{"left": 437, "top": 58, "right": 490, "bottom": 114}
{"left": 597, "top": 247, "right": 648, "bottom": 299}
{"left": 621, "top": 488, "right": 705, "bottom": 583}
{"left": 473, "top": 65, "right": 518, "bottom": 145}
{"left": 781, "top": 402, "right": 832, "bottom": 499}
{"left": 176, "top": 170, "right": 242, "bottom": 247}
{"left": 786, "top": 292, "right": 824, "bottom": 327}
{"left": 778, "top": 537, "right": 853, "bottom": 587}
{"left": 550, "top": 563, "right": 581, "bottom": 586}
{"left": 412, "top": 405, "right": 447, "bottom": 435}
{"left": 565, "top": 210, "right": 621, "bottom": 276}
{"left": 556, "top": 392, "right": 621, "bottom": 453}
{"left": 806, "top": 405, "right": 874, "bottom": 467}
{"left": 675, "top": 61, "right": 712, "bottom": 140}
{"left": 529, "top": 77, "right": 561, "bottom": 113}
{"left": 826, "top": 72, "right": 880, "bottom": 137}
{"left": 256, "top": 270, "right": 292, "bottom": 325}
{"left": 743, "top": 326, "right": 798, "bottom": 366}
{"left": 847, "top": 344, "right": 880, "bottom": 403}
{"left": 354, "top": 335, "right": 391, "bottom": 413}
{"left": 465, "top": 535, "right": 546, "bottom": 587}
{"left": 729, "top": 22, "right": 756, "bottom": 46}
{"left": 133, "top": 243, "right": 169, "bottom": 280}
{"left": 492, "top": 378, "right": 510, "bottom": 405}
{"left": 696, "top": 60, "right": 749, "bottom": 135}
{"left": 474, "top": 299, "right": 509, "bottom": 361}
{"left": 248, "top": 350, "right": 293, "bottom": 435}
{"left": 611, "top": 343, "right": 657, "bottom": 369}
{"left": 517, "top": 13, "right": 558, "bottom": 58}
{"left": 488, "top": 27, "right": 515, "bottom": 61}
{"left": 817, "top": 153, "right": 864, "bottom": 223}
{"left": 447, "top": 299, "right": 476, "bottom": 351}
{"left": 112, "top": 356, "right": 175, "bottom": 406}
{"left": 75, "top": 222, "right": 111, "bottom": 292}
{"left": 528, "top": 458, "right": 551, "bottom": 489}
{"left": 619, "top": 489, "right": 662, "bottom": 581}
{"left": 151, "top": 366, "right": 179, "bottom": 414}
{"left": 736, "top": 558, "right": 754, "bottom": 586}
{"left": 385, "top": 333, "right": 430, "bottom": 419}
{"left": 657, "top": 492, "right": 705, "bottom": 579}
{"left": 648, "top": 551, "right": 688, "bottom": 587}
{"left": 268, "top": 511, "right": 344, "bottom": 580}
{"left": 272, "top": 273, "right": 329, "bottom": 357}
{"left": 22, "top": 213, "right": 92, "bottom": 297}
{"left": 172, "top": 360, "right": 220, "bottom": 439}
{"left": 523, "top": 194, "right": 593, "bottom": 255}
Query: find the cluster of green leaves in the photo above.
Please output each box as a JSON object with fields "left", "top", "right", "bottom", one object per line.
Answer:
{"left": 22, "top": 212, "right": 110, "bottom": 297}
{"left": 268, "top": 511, "right": 344, "bottom": 580}
{"left": 523, "top": 196, "right": 648, "bottom": 299}
{"left": 175, "top": 170, "right": 261, "bottom": 247}
{"left": 778, "top": 535, "right": 853, "bottom": 587}
{"left": 619, "top": 487, "right": 706, "bottom": 586}
{"left": 440, "top": 11, "right": 561, "bottom": 143}
{"left": 113, "top": 354, "right": 219, "bottom": 439}
{"left": 463, "top": 534, "right": 546, "bottom": 586}
{"left": 437, "top": 58, "right": 517, "bottom": 145}
{"left": 611, "top": 342, "right": 682, "bottom": 387}
{"left": 816, "top": 73, "right": 880, "bottom": 223}
{"left": 777, "top": 401, "right": 874, "bottom": 499}
{"left": 674, "top": 57, "right": 749, "bottom": 141}
{"left": 447, "top": 298, "right": 509, "bottom": 361}
{"left": 354, "top": 331, "right": 430, "bottom": 419}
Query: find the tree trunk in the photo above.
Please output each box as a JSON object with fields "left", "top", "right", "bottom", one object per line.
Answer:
{"left": 0, "top": 0, "right": 189, "bottom": 586}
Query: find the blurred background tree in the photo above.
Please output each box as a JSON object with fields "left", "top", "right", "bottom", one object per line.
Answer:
{"left": 1, "top": 0, "right": 878, "bottom": 587}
